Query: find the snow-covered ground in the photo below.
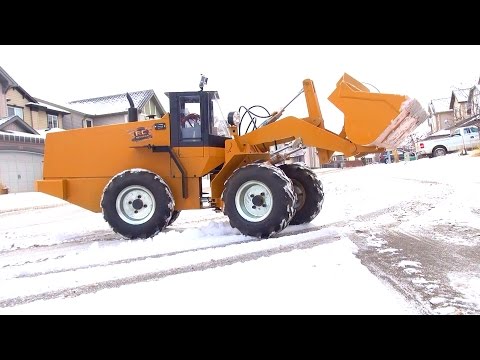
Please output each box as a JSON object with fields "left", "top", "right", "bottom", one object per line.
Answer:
{"left": 0, "top": 153, "right": 479, "bottom": 314}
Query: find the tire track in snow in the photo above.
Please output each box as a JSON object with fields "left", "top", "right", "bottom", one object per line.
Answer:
{"left": 345, "top": 178, "right": 480, "bottom": 315}
{"left": 3, "top": 222, "right": 333, "bottom": 275}
{"left": 352, "top": 228, "right": 480, "bottom": 315}
{"left": 0, "top": 232, "right": 340, "bottom": 308}
{"left": 0, "top": 202, "right": 68, "bottom": 215}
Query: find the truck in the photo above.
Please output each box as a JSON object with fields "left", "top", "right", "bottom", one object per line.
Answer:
{"left": 415, "top": 126, "right": 480, "bottom": 157}
{"left": 36, "top": 73, "right": 427, "bottom": 240}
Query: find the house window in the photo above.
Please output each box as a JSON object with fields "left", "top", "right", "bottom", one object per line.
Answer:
{"left": 7, "top": 106, "right": 24, "bottom": 119}
{"left": 84, "top": 119, "right": 93, "bottom": 128}
{"left": 47, "top": 114, "right": 58, "bottom": 128}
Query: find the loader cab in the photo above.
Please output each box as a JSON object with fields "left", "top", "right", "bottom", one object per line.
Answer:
{"left": 166, "top": 90, "right": 231, "bottom": 148}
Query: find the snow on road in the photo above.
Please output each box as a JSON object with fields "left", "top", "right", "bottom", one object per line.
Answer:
{"left": 0, "top": 154, "right": 479, "bottom": 314}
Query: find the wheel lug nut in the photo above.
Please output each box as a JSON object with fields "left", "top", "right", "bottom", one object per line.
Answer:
{"left": 252, "top": 206, "right": 256, "bottom": 209}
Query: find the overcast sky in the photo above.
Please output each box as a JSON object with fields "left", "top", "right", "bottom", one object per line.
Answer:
{"left": 1, "top": 45, "right": 479, "bottom": 132}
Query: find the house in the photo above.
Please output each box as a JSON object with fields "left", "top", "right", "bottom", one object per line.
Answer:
{"left": 0, "top": 65, "right": 68, "bottom": 193}
{"left": 427, "top": 98, "right": 454, "bottom": 133}
{"left": 0, "top": 66, "right": 71, "bottom": 130}
{"left": 449, "top": 88, "right": 471, "bottom": 126}
{"left": 446, "top": 84, "right": 480, "bottom": 130}
{"left": 37, "top": 89, "right": 166, "bottom": 129}
{"left": 469, "top": 84, "right": 480, "bottom": 117}
{"left": 0, "top": 116, "right": 45, "bottom": 192}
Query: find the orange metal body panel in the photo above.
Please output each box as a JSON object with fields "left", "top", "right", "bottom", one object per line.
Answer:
{"left": 42, "top": 117, "right": 172, "bottom": 179}
{"left": 35, "top": 179, "right": 67, "bottom": 199}
{"left": 38, "top": 116, "right": 223, "bottom": 212}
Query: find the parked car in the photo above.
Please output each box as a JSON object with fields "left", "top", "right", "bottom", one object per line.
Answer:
{"left": 415, "top": 126, "right": 480, "bottom": 157}
{"left": 379, "top": 149, "right": 416, "bottom": 163}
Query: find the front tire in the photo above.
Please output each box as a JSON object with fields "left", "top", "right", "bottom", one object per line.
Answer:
{"left": 167, "top": 210, "right": 181, "bottom": 226}
{"left": 101, "top": 169, "right": 174, "bottom": 239}
{"left": 279, "top": 163, "right": 324, "bottom": 225}
{"left": 223, "top": 163, "right": 296, "bottom": 238}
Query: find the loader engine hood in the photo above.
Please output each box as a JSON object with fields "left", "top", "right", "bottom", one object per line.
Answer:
{"left": 328, "top": 73, "right": 428, "bottom": 149}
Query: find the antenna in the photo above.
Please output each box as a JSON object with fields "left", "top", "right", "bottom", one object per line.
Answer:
{"left": 199, "top": 74, "right": 208, "bottom": 91}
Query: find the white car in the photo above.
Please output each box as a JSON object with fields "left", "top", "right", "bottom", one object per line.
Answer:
{"left": 416, "top": 126, "right": 480, "bottom": 157}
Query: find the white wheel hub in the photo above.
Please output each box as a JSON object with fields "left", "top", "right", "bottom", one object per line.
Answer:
{"left": 292, "top": 180, "right": 306, "bottom": 211}
{"left": 116, "top": 185, "right": 156, "bottom": 225}
{"left": 235, "top": 180, "right": 273, "bottom": 222}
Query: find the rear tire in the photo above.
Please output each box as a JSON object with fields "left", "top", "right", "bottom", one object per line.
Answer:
{"left": 433, "top": 146, "right": 447, "bottom": 157}
{"left": 223, "top": 163, "right": 296, "bottom": 238}
{"left": 279, "top": 163, "right": 324, "bottom": 225}
{"left": 101, "top": 169, "right": 174, "bottom": 239}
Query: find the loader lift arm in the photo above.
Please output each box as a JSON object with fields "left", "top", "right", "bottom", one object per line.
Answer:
{"left": 211, "top": 74, "right": 427, "bottom": 204}
{"left": 238, "top": 118, "right": 379, "bottom": 158}
{"left": 237, "top": 78, "right": 381, "bottom": 161}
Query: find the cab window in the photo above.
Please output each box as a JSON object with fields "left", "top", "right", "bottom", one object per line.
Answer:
{"left": 179, "top": 95, "right": 202, "bottom": 141}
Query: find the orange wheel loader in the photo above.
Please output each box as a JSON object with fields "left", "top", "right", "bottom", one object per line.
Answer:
{"left": 36, "top": 73, "right": 427, "bottom": 239}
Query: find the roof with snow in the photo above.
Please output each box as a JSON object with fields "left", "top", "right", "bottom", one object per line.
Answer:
{"left": 0, "top": 116, "right": 39, "bottom": 135}
{"left": 0, "top": 66, "right": 37, "bottom": 103}
{"left": 0, "top": 130, "right": 44, "bottom": 139}
{"left": 450, "top": 88, "right": 470, "bottom": 109}
{"left": 26, "top": 101, "right": 70, "bottom": 115}
{"left": 67, "top": 90, "right": 165, "bottom": 116}
{"left": 428, "top": 98, "right": 452, "bottom": 114}
{"left": 0, "top": 65, "right": 18, "bottom": 88}
{"left": 0, "top": 118, "right": 9, "bottom": 127}
{"left": 468, "top": 84, "right": 480, "bottom": 101}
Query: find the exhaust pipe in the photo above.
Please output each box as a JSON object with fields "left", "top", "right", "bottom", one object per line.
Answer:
{"left": 126, "top": 93, "right": 138, "bottom": 122}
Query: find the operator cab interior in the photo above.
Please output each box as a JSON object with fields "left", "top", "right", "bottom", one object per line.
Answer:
{"left": 166, "top": 90, "right": 231, "bottom": 148}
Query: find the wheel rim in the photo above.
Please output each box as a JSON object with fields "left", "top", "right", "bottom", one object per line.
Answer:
{"left": 115, "top": 185, "right": 156, "bottom": 225}
{"left": 235, "top": 180, "right": 273, "bottom": 222}
{"left": 437, "top": 149, "right": 446, "bottom": 156}
{"left": 291, "top": 179, "right": 306, "bottom": 211}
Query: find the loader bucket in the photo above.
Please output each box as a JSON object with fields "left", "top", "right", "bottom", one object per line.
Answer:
{"left": 328, "top": 73, "right": 428, "bottom": 149}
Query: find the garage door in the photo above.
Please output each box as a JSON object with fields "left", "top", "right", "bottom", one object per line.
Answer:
{"left": 0, "top": 152, "right": 44, "bottom": 193}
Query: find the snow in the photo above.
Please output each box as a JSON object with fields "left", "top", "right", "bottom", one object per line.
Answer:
{"left": 36, "top": 128, "right": 66, "bottom": 138}
{"left": 0, "top": 238, "right": 412, "bottom": 315}
{"left": 25, "top": 101, "right": 70, "bottom": 114}
{"left": 0, "top": 130, "right": 43, "bottom": 139}
{"left": 67, "top": 102, "right": 127, "bottom": 116}
{"left": 429, "top": 98, "right": 452, "bottom": 114}
{"left": 0, "top": 153, "right": 479, "bottom": 314}
{"left": 429, "top": 129, "right": 451, "bottom": 137}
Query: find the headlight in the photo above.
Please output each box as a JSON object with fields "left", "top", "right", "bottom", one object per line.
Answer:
{"left": 227, "top": 111, "right": 240, "bottom": 126}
